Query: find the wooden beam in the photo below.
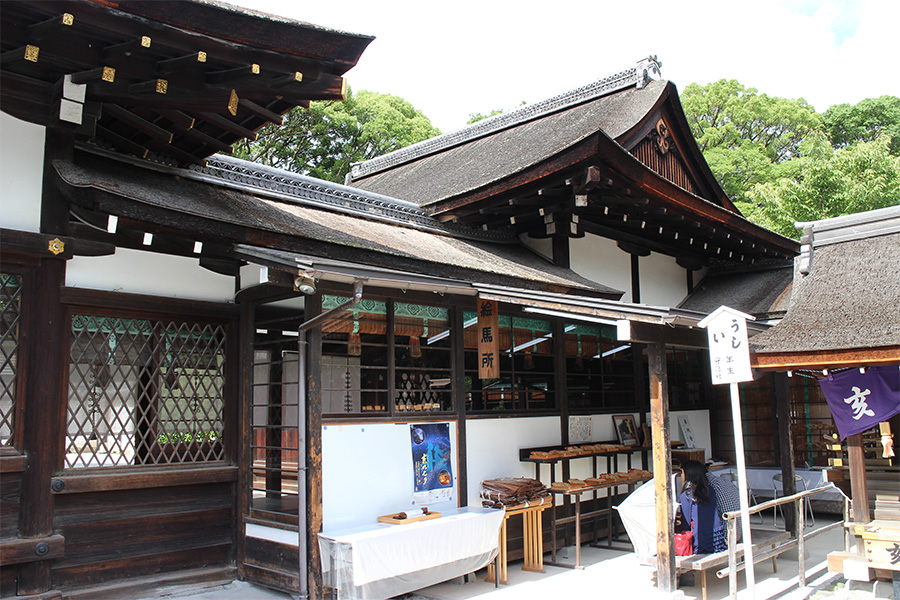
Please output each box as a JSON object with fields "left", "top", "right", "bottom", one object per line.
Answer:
{"left": 26, "top": 12, "right": 74, "bottom": 40}
{"left": 205, "top": 64, "right": 260, "bottom": 85}
{"left": 129, "top": 78, "right": 168, "bottom": 95}
{"left": 102, "top": 104, "right": 173, "bottom": 144}
{"left": 270, "top": 71, "right": 304, "bottom": 87}
{"left": 198, "top": 112, "right": 258, "bottom": 141}
{"left": 1, "top": 44, "right": 41, "bottom": 65}
{"left": 68, "top": 66, "right": 115, "bottom": 85}
{"left": 50, "top": 466, "right": 237, "bottom": 494}
{"left": 751, "top": 347, "right": 900, "bottom": 370}
{"left": 0, "top": 535, "right": 65, "bottom": 567}
{"left": 156, "top": 51, "right": 207, "bottom": 75}
{"left": 95, "top": 124, "right": 149, "bottom": 159}
{"left": 172, "top": 123, "right": 234, "bottom": 154}
{"left": 0, "top": 228, "right": 114, "bottom": 259}
{"left": 617, "top": 319, "right": 708, "bottom": 349}
{"left": 579, "top": 165, "right": 612, "bottom": 192}
{"left": 101, "top": 36, "right": 152, "bottom": 59}
{"left": 157, "top": 109, "right": 195, "bottom": 129}
{"left": 237, "top": 98, "right": 284, "bottom": 125}
{"left": 648, "top": 341, "right": 676, "bottom": 593}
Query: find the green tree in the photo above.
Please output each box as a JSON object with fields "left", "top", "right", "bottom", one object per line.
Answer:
{"left": 823, "top": 95, "right": 900, "bottom": 155}
{"left": 467, "top": 109, "right": 503, "bottom": 125}
{"left": 681, "top": 80, "right": 822, "bottom": 204}
{"left": 233, "top": 89, "right": 440, "bottom": 183}
{"left": 747, "top": 132, "right": 900, "bottom": 237}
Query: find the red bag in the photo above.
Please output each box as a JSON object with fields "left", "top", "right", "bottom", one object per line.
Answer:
{"left": 674, "top": 530, "right": 694, "bottom": 556}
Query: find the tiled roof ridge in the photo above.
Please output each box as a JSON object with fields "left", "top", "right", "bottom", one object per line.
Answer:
{"left": 190, "top": 155, "right": 519, "bottom": 242}
{"left": 348, "top": 56, "right": 663, "bottom": 182}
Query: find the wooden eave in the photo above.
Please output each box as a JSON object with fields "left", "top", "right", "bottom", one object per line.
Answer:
{"left": 431, "top": 128, "right": 798, "bottom": 268}
{"left": 615, "top": 82, "right": 739, "bottom": 214}
{"left": 0, "top": 0, "right": 371, "bottom": 166}
{"left": 751, "top": 346, "right": 900, "bottom": 371}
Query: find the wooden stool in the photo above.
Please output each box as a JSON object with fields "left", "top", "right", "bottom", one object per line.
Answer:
{"left": 486, "top": 498, "right": 550, "bottom": 584}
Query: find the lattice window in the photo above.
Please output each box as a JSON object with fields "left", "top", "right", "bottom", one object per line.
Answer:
{"left": 0, "top": 274, "right": 22, "bottom": 448}
{"left": 66, "top": 315, "right": 227, "bottom": 469}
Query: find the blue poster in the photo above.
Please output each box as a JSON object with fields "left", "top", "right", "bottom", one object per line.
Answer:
{"left": 410, "top": 423, "right": 453, "bottom": 504}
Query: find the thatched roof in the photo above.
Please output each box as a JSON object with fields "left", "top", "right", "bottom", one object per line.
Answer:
{"left": 679, "top": 263, "right": 793, "bottom": 319}
{"left": 347, "top": 78, "right": 670, "bottom": 207}
{"left": 751, "top": 207, "right": 900, "bottom": 368}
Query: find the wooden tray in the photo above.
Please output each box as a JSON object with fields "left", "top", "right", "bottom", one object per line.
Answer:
{"left": 378, "top": 511, "right": 441, "bottom": 525}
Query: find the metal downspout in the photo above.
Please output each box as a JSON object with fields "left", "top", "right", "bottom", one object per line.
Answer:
{"left": 295, "top": 280, "right": 364, "bottom": 599}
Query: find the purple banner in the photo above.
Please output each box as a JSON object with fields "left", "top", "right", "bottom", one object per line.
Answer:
{"left": 818, "top": 366, "right": 900, "bottom": 440}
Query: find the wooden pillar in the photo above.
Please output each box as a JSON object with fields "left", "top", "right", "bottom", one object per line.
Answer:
{"left": 648, "top": 340, "right": 675, "bottom": 593}
{"left": 451, "top": 304, "right": 468, "bottom": 506}
{"left": 630, "top": 254, "right": 641, "bottom": 303}
{"left": 304, "top": 293, "right": 324, "bottom": 600}
{"left": 552, "top": 234, "right": 570, "bottom": 269}
{"left": 554, "top": 319, "right": 570, "bottom": 447}
{"left": 847, "top": 433, "right": 869, "bottom": 526}
{"left": 41, "top": 128, "right": 74, "bottom": 235}
{"left": 774, "top": 372, "right": 797, "bottom": 535}
{"left": 235, "top": 300, "right": 255, "bottom": 576}
{"left": 17, "top": 258, "right": 67, "bottom": 595}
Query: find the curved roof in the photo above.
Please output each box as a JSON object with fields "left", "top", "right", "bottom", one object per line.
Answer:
{"left": 54, "top": 149, "right": 622, "bottom": 298}
{"left": 349, "top": 79, "right": 669, "bottom": 207}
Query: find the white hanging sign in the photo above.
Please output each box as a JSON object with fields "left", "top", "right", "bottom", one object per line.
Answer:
{"left": 697, "top": 306, "right": 755, "bottom": 385}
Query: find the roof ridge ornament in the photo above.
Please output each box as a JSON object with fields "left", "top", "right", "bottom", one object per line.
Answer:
{"left": 635, "top": 55, "right": 662, "bottom": 89}
{"left": 347, "top": 56, "right": 664, "bottom": 182}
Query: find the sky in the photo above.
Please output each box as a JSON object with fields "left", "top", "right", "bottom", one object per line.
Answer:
{"left": 229, "top": 0, "right": 898, "bottom": 134}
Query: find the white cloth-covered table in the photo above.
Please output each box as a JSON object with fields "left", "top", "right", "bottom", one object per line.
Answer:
{"left": 318, "top": 506, "right": 504, "bottom": 600}
{"left": 717, "top": 466, "right": 840, "bottom": 501}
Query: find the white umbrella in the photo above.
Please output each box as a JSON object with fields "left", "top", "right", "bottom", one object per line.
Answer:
{"left": 615, "top": 476, "right": 678, "bottom": 565}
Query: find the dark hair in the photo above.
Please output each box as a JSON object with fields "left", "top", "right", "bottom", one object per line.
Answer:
{"left": 681, "top": 460, "right": 710, "bottom": 504}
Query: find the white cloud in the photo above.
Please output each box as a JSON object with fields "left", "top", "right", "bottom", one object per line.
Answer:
{"left": 233, "top": 0, "right": 897, "bottom": 131}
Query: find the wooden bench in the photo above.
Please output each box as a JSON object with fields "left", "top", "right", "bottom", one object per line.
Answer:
{"left": 674, "top": 529, "right": 792, "bottom": 600}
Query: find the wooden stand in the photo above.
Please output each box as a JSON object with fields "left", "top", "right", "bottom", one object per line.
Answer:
{"left": 545, "top": 474, "right": 652, "bottom": 570}
{"left": 485, "top": 499, "right": 550, "bottom": 584}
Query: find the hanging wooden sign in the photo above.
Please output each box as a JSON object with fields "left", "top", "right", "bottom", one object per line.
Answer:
{"left": 477, "top": 298, "right": 499, "bottom": 379}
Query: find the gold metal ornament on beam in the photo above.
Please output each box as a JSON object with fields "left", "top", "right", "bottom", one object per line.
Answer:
{"left": 48, "top": 238, "right": 65, "bottom": 255}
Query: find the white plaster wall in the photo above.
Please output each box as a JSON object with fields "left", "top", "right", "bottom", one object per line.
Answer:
{"left": 639, "top": 252, "right": 688, "bottom": 307}
{"left": 66, "top": 247, "right": 235, "bottom": 302}
{"left": 322, "top": 421, "right": 459, "bottom": 531}
{"left": 563, "top": 413, "right": 650, "bottom": 478}
{"left": 465, "top": 416, "right": 560, "bottom": 506}
{"left": 645, "top": 409, "right": 713, "bottom": 460}
{"left": 0, "top": 113, "right": 45, "bottom": 233}
{"left": 519, "top": 234, "right": 552, "bottom": 261}
{"left": 569, "top": 234, "right": 631, "bottom": 301}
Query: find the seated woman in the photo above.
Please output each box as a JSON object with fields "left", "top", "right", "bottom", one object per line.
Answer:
{"left": 677, "top": 460, "right": 726, "bottom": 554}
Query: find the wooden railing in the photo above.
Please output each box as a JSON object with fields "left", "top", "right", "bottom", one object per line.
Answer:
{"left": 718, "top": 482, "right": 849, "bottom": 598}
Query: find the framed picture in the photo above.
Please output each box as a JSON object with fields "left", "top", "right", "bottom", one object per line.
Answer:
{"left": 612, "top": 414, "right": 639, "bottom": 446}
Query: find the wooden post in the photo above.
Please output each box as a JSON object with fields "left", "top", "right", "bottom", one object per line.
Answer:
{"left": 847, "top": 433, "right": 869, "bottom": 528}
{"left": 304, "top": 293, "right": 324, "bottom": 600}
{"left": 451, "top": 304, "right": 468, "bottom": 506}
{"left": 647, "top": 340, "right": 675, "bottom": 593}
{"left": 17, "top": 258, "right": 67, "bottom": 594}
{"left": 773, "top": 372, "right": 797, "bottom": 535}
{"left": 234, "top": 299, "right": 255, "bottom": 577}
